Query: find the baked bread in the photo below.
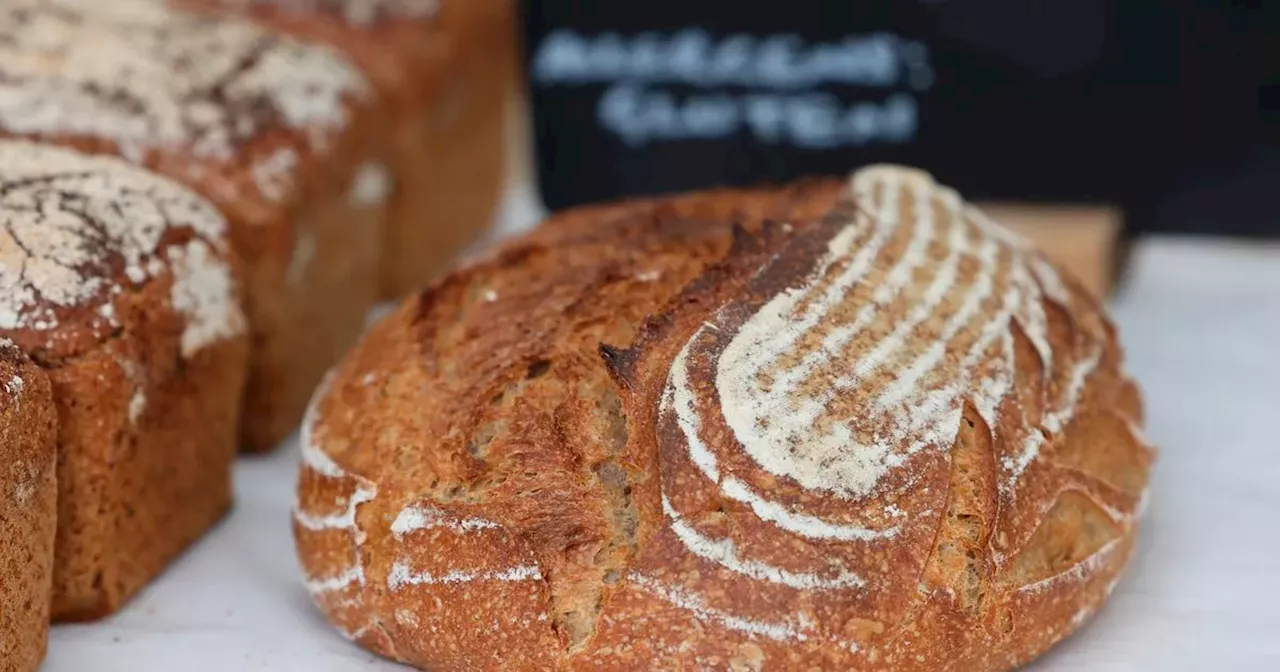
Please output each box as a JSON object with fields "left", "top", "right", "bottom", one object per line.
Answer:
{"left": 0, "top": 141, "right": 249, "bottom": 620}
{"left": 192, "top": 0, "right": 517, "bottom": 298}
{"left": 0, "top": 341, "right": 57, "bottom": 672}
{"left": 295, "top": 166, "right": 1154, "bottom": 670}
{"left": 0, "top": 0, "right": 385, "bottom": 450}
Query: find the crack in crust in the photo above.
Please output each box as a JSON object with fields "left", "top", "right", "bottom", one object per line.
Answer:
{"left": 294, "top": 170, "right": 1153, "bottom": 671}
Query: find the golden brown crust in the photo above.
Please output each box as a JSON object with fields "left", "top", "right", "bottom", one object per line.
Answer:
{"left": 297, "top": 169, "right": 1153, "bottom": 670}
{"left": 47, "top": 297, "right": 248, "bottom": 620}
{"left": 0, "top": 142, "right": 251, "bottom": 619}
{"left": 0, "top": 342, "right": 57, "bottom": 672}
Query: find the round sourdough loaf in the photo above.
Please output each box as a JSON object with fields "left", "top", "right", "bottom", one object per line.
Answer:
{"left": 0, "top": 340, "right": 56, "bottom": 672}
{"left": 295, "top": 166, "right": 1154, "bottom": 671}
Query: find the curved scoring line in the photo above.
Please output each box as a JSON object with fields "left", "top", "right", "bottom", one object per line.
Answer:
{"left": 1009, "top": 258, "right": 1055, "bottom": 371}
{"left": 661, "top": 495, "right": 866, "bottom": 590}
{"left": 896, "top": 266, "right": 1024, "bottom": 449}
{"left": 875, "top": 233, "right": 1004, "bottom": 412}
{"left": 713, "top": 174, "right": 951, "bottom": 498}
{"left": 1003, "top": 346, "right": 1102, "bottom": 480}
{"left": 725, "top": 169, "right": 905, "bottom": 392}
{"left": 630, "top": 573, "right": 814, "bottom": 642}
{"left": 758, "top": 169, "right": 941, "bottom": 400}
{"left": 663, "top": 328, "right": 899, "bottom": 541}
{"left": 295, "top": 368, "right": 379, "bottom": 650}
{"left": 846, "top": 186, "right": 969, "bottom": 382}
{"left": 1014, "top": 536, "right": 1122, "bottom": 595}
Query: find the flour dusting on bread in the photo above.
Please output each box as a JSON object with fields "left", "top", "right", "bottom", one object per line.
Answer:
{"left": 347, "top": 162, "right": 391, "bottom": 209}
{"left": 0, "top": 0, "right": 369, "bottom": 201}
{"left": 294, "top": 370, "right": 381, "bottom": 638}
{"left": 664, "top": 335, "right": 900, "bottom": 542}
{"left": 167, "top": 241, "right": 246, "bottom": 357}
{"left": 390, "top": 503, "right": 500, "bottom": 537}
{"left": 708, "top": 167, "right": 1070, "bottom": 502}
{"left": 1004, "top": 347, "right": 1102, "bottom": 481}
{"left": 387, "top": 562, "right": 542, "bottom": 590}
{"left": 640, "top": 165, "right": 1134, "bottom": 658}
{"left": 630, "top": 574, "right": 813, "bottom": 642}
{"left": 291, "top": 172, "right": 1153, "bottom": 669}
{"left": 0, "top": 141, "right": 243, "bottom": 355}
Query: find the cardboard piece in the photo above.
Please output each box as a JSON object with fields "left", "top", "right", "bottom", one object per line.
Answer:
{"left": 981, "top": 203, "right": 1123, "bottom": 299}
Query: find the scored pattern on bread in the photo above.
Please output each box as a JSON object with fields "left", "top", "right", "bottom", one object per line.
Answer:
{"left": 296, "top": 371, "right": 560, "bottom": 660}
{"left": 0, "top": 0, "right": 369, "bottom": 199}
{"left": 0, "top": 140, "right": 244, "bottom": 359}
{"left": 658, "top": 167, "right": 1105, "bottom": 564}
{"left": 295, "top": 171, "right": 1154, "bottom": 670}
{"left": 291, "top": 186, "right": 841, "bottom": 668}
{"left": 598, "top": 165, "right": 1153, "bottom": 666}
{"left": 386, "top": 508, "right": 544, "bottom": 589}
{"left": 294, "top": 371, "right": 381, "bottom": 640}
{"left": 386, "top": 503, "right": 544, "bottom": 589}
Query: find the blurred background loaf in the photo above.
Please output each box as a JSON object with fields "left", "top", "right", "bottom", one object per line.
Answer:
{"left": 190, "top": 0, "right": 519, "bottom": 298}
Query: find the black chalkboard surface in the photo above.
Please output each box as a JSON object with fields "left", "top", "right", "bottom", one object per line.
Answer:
{"left": 522, "top": 1, "right": 1269, "bottom": 236}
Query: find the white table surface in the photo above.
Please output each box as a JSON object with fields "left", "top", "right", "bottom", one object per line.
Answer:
{"left": 45, "top": 181, "right": 1280, "bottom": 669}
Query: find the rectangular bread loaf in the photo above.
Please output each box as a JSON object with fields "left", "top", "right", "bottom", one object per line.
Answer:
{"left": 190, "top": 0, "right": 517, "bottom": 299}
{"left": 0, "top": 141, "right": 251, "bottom": 619}
{"left": 0, "top": 342, "right": 57, "bottom": 670}
{"left": 0, "top": 0, "right": 389, "bottom": 451}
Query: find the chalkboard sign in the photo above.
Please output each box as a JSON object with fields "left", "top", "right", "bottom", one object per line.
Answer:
{"left": 522, "top": 1, "right": 1265, "bottom": 235}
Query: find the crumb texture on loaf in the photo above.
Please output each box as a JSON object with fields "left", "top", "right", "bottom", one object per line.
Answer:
{"left": 0, "top": 0, "right": 369, "bottom": 200}
{"left": 0, "top": 140, "right": 245, "bottom": 360}
{"left": 295, "top": 170, "right": 1153, "bottom": 671}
